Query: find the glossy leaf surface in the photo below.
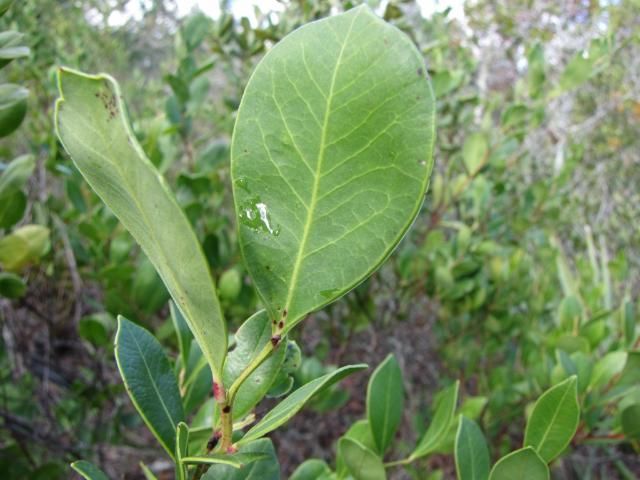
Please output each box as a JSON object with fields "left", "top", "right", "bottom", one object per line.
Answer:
{"left": 115, "top": 316, "right": 184, "bottom": 458}
{"left": 455, "top": 416, "right": 490, "bottom": 480}
{"left": 238, "top": 363, "right": 367, "bottom": 444}
{"left": 231, "top": 5, "right": 435, "bottom": 329}
{"left": 54, "top": 68, "right": 227, "bottom": 379}
{"left": 524, "top": 376, "right": 579, "bottom": 462}
{"left": 367, "top": 354, "right": 404, "bottom": 454}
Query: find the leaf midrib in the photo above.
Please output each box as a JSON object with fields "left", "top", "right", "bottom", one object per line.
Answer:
{"left": 126, "top": 325, "right": 179, "bottom": 446}
{"left": 532, "top": 382, "right": 574, "bottom": 455}
{"left": 281, "top": 9, "right": 361, "bottom": 322}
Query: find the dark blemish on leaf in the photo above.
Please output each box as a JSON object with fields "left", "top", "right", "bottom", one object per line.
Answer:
{"left": 282, "top": 309, "right": 288, "bottom": 318}
{"left": 278, "top": 321, "right": 284, "bottom": 329}
{"left": 271, "top": 334, "right": 281, "bottom": 347}
{"left": 272, "top": 320, "right": 277, "bottom": 325}
{"left": 222, "top": 405, "right": 231, "bottom": 414}
{"left": 417, "top": 68, "right": 423, "bottom": 76}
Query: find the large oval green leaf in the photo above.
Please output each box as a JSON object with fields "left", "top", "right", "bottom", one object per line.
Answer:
{"left": 231, "top": 5, "right": 435, "bottom": 330}
{"left": 54, "top": 68, "right": 226, "bottom": 380}
{"left": 367, "top": 354, "right": 404, "bottom": 454}
{"left": 523, "top": 376, "right": 579, "bottom": 462}
{"left": 115, "top": 316, "right": 184, "bottom": 459}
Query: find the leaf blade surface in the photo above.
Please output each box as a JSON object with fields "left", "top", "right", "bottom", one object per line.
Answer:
{"left": 231, "top": 6, "right": 435, "bottom": 329}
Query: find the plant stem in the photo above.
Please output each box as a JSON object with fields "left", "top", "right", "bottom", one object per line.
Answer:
{"left": 216, "top": 336, "right": 279, "bottom": 452}
{"left": 384, "top": 457, "right": 413, "bottom": 468}
{"left": 219, "top": 406, "right": 234, "bottom": 451}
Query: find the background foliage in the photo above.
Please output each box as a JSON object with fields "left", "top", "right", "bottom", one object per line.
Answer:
{"left": 0, "top": 0, "right": 638, "bottom": 478}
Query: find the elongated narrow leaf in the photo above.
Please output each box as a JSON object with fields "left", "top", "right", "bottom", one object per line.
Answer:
{"left": 455, "top": 416, "right": 490, "bottom": 480}
{"left": 140, "top": 462, "right": 159, "bottom": 480}
{"left": 0, "top": 84, "right": 27, "bottom": 137}
{"left": 411, "top": 381, "right": 459, "bottom": 459}
{"left": 203, "top": 439, "right": 279, "bottom": 480}
{"left": 115, "top": 316, "right": 184, "bottom": 458}
{"left": 231, "top": 5, "right": 435, "bottom": 330}
{"left": 524, "top": 376, "right": 579, "bottom": 462}
{"left": 70, "top": 461, "right": 108, "bottom": 480}
{"left": 339, "top": 437, "right": 386, "bottom": 480}
{"left": 367, "top": 354, "right": 404, "bottom": 454}
{"left": 223, "top": 310, "right": 286, "bottom": 420}
{"left": 183, "top": 453, "right": 266, "bottom": 468}
{"left": 54, "top": 69, "right": 226, "bottom": 379}
{"left": 176, "top": 422, "right": 189, "bottom": 480}
{"left": 239, "top": 364, "right": 367, "bottom": 444}
{"left": 488, "top": 447, "right": 549, "bottom": 480}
